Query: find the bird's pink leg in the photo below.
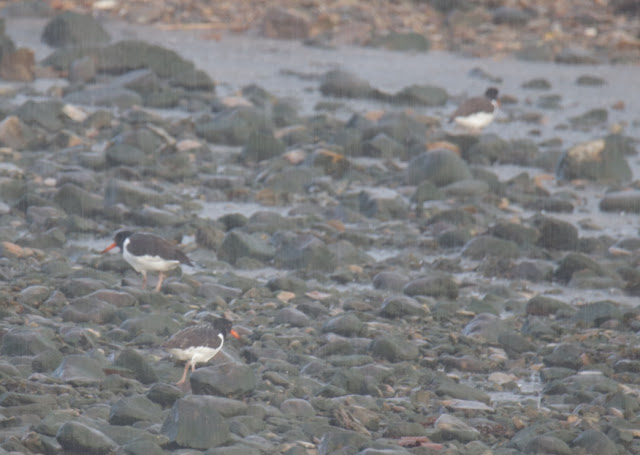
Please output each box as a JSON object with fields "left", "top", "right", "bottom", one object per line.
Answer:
{"left": 176, "top": 361, "right": 191, "bottom": 385}
{"left": 155, "top": 272, "right": 166, "bottom": 292}
{"left": 141, "top": 272, "right": 148, "bottom": 289}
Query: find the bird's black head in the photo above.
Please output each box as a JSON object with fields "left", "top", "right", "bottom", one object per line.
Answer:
{"left": 114, "top": 230, "right": 136, "bottom": 249}
{"left": 212, "top": 318, "right": 233, "bottom": 335}
{"left": 101, "top": 230, "right": 135, "bottom": 254}
{"left": 211, "top": 318, "right": 241, "bottom": 339}
{"left": 485, "top": 87, "right": 499, "bottom": 100}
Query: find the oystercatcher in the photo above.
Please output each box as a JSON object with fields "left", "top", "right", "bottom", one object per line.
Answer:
{"left": 449, "top": 87, "right": 500, "bottom": 131}
{"left": 101, "top": 230, "right": 193, "bottom": 292}
{"left": 162, "top": 318, "right": 241, "bottom": 385}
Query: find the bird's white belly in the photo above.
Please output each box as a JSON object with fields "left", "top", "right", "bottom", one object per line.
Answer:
{"left": 123, "top": 249, "right": 180, "bottom": 273}
{"left": 168, "top": 345, "right": 222, "bottom": 364}
{"left": 455, "top": 111, "right": 495, "bottom": 130}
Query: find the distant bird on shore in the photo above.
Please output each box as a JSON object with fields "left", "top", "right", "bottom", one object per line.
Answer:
{"left": 162, "top": 318, "right": 241, "bottom": 385}
{"left": 101, "top": 230, "right": 192, "bottom": 292}
{"left": 449, "top": 87, "right": 500, "bottom": 131}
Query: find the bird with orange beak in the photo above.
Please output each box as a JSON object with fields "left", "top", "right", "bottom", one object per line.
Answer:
{"left": 101, "top": 230, "right": 192, "bottom": 292}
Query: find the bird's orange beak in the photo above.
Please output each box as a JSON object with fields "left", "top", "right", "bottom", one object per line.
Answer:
{"left": 230, "top": 329, "right": 241, "bottom": 339}
{"left": 101, "top": 242, "right": 117, "bottom": 254}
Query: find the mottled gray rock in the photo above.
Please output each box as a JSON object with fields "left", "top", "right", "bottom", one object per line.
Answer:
{"left": 146, "top": 383, "right": 184, "bottom": 408}
{"left": 526, "top": 295, "right": 574, "bottom": 316}
{"left": 554, "top": 252, "right": 603, "bottom": 283}
{"left": 190, "top": 362, "right": 257, "bottom": 397}
{"left": 195, "top": 107, "right": 274, "bottom": 146}
{"left": 600, "top": 190, "right": 640, "bottom": 213}
{"left": 97, "top": 40, "right": 195, "bottom": 77}
{"left": 53, "top": 183, "right": 104, "bottom": 216}
{"left": 488, "top": 220, "right": 539, "bottom": 246}
{"left": 379, "top": 295, "right": 427, "bottom": 318}
{"left": 109, "top": 394, "right": 162, "bottom": 425}
{"left": 320, "top": 70, "right": 378, "bottom": 99}
{"left": 69, "top": 55, "right": 96, "bottom": 83}
{"left": 317, "top": 429, "right": 370, "bottom": 455}
{"left": 508, "top": 260, "right": 553, "bottom": 282}
{"left": 492, "top": 6, "right": 535, "bottom": 25}
{"left": 64, "top": 86, "right": 143, "bottom": 109}
{"left": 569, "top": 108, "right": 608, "bottom": 128}
{"left": 533, "top": 215, "right": 578, "bottom": 251}
{"left": 462, "top": 235, "right": 520, "bottom": 260}
{"left": 161, "top": 395, "right": 230, "bottom": 449}
{"left": 369, "top": 31, "right": 430, "bottom": 52}
{"left": 205, "top": 445, "right": 261, "bottom": 455}
{"left": 242, "top": 129, "right": 285, "bottom": 162}
{"left": 497, "top": 331, "right": 536, "bottom": 358}
{"left": 83, "top": 290, "right": 136, "bottom": 308}
{"left": 404, "top": 275, "right": 458, "bottom": 299}
{"left": 573, "top": 300, "right": 622, "bottom": 326}
{"left": 120, "top": 314, "right": 181, "bottom": 338}
{"left": 464, "top": 134, "right": 512, "bottom": 165}
{"left": 558, "top": 135, "right": 633, "bottom": 183}
{"left": 576, "top": 74, "right": 605, "bottom": 86}
{"left": 32, "top": 349, "right": 64, "bottom": 373}
{"left": 265, "top": 166, "right": 319, "bottom": 194}
{"left": 1, "top": 328, "right": 55, "bottom": 356}
{"left": 435, "top": 382, "right": 491, "bottom": 404}
{"left": 365, "top": 111, "right": 427, "bottom": 146}
{"left": 51, "top": 355, "right": 106, "bottom": 385}
{"left": 13, "top": 99, "right": 64, "bottom": 131}
{"left": 572, "top": 429, "right": 618, "bottom": 455}
{"left": 406, "top": 149, "right": 472, "bottom": 186}
{"left": 59, "top": 277, "right": 108, "bottom": 298}
{"left": 201, "top": 397, "right": 248, "bottom": 417}
{"left": 555, "top": 46, "right": 600, "bottom": 64}
{"left": 16, "top": 226, "right": 66, "bottom": 249}
{"left": 358, "top": 189, "right": 409, "bottom": 220}
{"left": 525, "top": 435, "right": 571, "bottom": 455}
{"left": 273, "top": 232, "right": 335, "bottom": 272}
{"left": 372, "top": 271, "right": 408, "bottom": 292}
{"left": 462, "top": 313, "right": 506, "bottom": 343}
{"left": 322, "top": 313, "right": 364, "bottom": 337}
{"left": 383, "top": 421, "right": 427, "bottom": 438}
{"left": 273, "top": 307, "right": 310, "bottom": 327}
{"left": 42, "top": 11, "right": 110, "bottom": 47}
{"left": 114, "top": 348, "right": 158, "bottom": 384}
{"left": 56, "top": 421, "right": 117, "bottom": 455}
{"left": 522, "top": 77, "right": 551, "bottom": 89}
{"left": 434, "top": 414, "right": 480, "bottom": 442}
{"left": 391, "top": 84, "right": 447, "bottom": 106}
{"left": 262, "top": 6, "right": 311, "bottom": 39}
{"left": 105, "top": 143, "right": 147, "bottom": 167}
{"left": 104, "top": 178, "right": 168, "bottom": 208}
{"left": 171, "top": 67, "right": 215, "bottom": 91}
{"left": 122, "top": 440, "right": 165, "bottom": 455}
{"left": 362, "top": 133, "right": 406, "bottom": 159}
{"left": 442, "top": 179, "right": 490, "bottom": 198}
{"left": 280, "top": 398, "right": 315, "bottom": 418}
{"left": 544, "top": 343, "right": 583, "bottom": 370}
{"left": 218, "top": 229, "right": 275, "bottom": 265}
{"left": 61, "top": 297, "right": 117, "bottom": 324}
{"left": 369, "top": 336, "right": 420, "bottom": 362}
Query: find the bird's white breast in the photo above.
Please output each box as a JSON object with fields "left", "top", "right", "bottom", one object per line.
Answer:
{"left": 455, "top": 111, "right": 495, "bottom": 130}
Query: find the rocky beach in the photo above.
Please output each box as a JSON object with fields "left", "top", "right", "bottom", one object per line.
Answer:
{"left": 1, "top": 1, "right": 640, "bottom": 454}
